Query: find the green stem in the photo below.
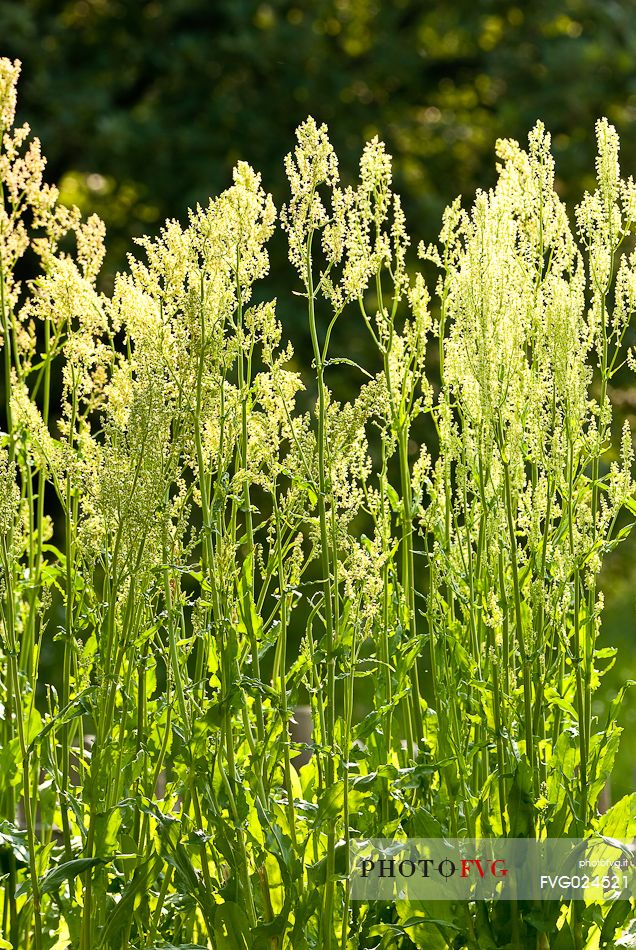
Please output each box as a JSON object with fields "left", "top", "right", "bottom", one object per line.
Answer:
{"left": 501, "top": 447, "right": 537, "bottom": 805}
{"left": 1, "top": 541, "right": 43, "bottom": 950}
{"left": 305, "top": 231, "right": 337, "bottom": 949}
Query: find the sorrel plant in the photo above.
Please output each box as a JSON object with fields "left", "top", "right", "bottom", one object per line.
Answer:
{"left": 0, "top": 58, "right": 635, "bottom": 949}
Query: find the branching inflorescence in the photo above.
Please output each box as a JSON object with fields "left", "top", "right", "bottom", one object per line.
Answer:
{"left": 0, "top": 59, "right": 635, "bottom": 949}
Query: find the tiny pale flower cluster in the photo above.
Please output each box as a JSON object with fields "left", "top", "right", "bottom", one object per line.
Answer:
{"left": 1, "top": 60, "right": 635, "bottom": 948}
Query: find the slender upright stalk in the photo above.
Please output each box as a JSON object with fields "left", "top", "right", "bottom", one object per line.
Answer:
{"left": 305, "top": 231, "right": 337, "bottom": 947}
{"left": 1, "top": 540, "right": 43, "bottom": 950}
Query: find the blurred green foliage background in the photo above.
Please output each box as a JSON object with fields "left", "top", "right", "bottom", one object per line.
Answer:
{"left": 1, "top": 0, "right": 635, "bottom": 797}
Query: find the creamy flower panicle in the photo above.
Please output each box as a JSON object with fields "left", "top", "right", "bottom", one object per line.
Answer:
{"left": 1, "top": 57, "right": 636, "bottom": 950}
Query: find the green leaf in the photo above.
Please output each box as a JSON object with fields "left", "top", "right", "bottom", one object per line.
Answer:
{"left": 387, "top": 900, "right": 463, "bottom": 950}
{"left": 0, "top": 738, "right": 21, "bottom": 790}
{"left": 307, "top": 839, "right": 349, "bottom": 885}
{"left": 237, "top": 555, "right": 263, "bottom": 645}
{"left": 552, "top": 919, "right": 576, "bottom": 950}
{"left": 255, "top": 798, "right": 302, "bottom": 887}
{"left": 596, "top": 793, "right": 636, "bottom": 840}
{"left": 0, "top": 820, "right": 29, "bottom": 863}
{"left": 508, "top": 758, "right": 535, "bottom": 837}
{"left": 314, "top": 782, "right": 344, "bottom": 825}
{"left": 215, "top": 901, "right": 251, "bottom": 950}
{"left": 544, "top": 686, "right": 578, "bottom": 719}
{"left": 252, "top": 895, "right": 294, "bottom": 949}
{"left": 99, "top": 854, "right": 161, "bottom": 948}
{"left": 158, "top": 823, "right": 216, "bottom": 933}
{"left": 40, "top": 856, "right": 108, "bottom": 895}
{"left": 94, "top": 806, "right": 123, "bottom": 859}
{"left": 385, "top": 483, "right": 401, "bottom": 512}
{"left": 26, "top": 687, "right": 96, "bottom": 755}
{"left": 600, "top": 899, "right": 632, "bottom": 948}
{"left": 406, "top": 806, "right": 445, "bottom": 839}
{"left": 354, "top": 689, "right": 408, "bottom": 740}
{"left": 324, "top": 356, "right": 373, "bottom": 378}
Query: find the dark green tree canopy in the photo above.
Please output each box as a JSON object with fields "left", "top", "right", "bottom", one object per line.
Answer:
{"left": 3, "top": 0, "right": 636, "bottom": 282}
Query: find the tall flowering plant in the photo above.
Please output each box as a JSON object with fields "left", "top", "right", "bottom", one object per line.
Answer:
{"left": 0, "top": 59, "right": 634, "bottom": 949}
